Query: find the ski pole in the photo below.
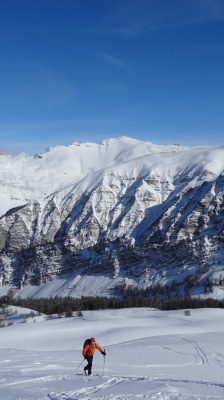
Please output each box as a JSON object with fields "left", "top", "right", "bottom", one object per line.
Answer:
{"left": 75, "top": 358, "right": 85, "bottom": 372}
{"left": 103, "top": 349, "right": 106, "bottom": 375}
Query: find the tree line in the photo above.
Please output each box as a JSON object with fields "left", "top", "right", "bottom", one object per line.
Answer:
{"left": 0, "top": 293, "right": 224, "bottom": 316}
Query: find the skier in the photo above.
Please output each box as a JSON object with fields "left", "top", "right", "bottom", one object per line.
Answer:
{"left": 82, "top": 337, "right": 106, "bottom": 375}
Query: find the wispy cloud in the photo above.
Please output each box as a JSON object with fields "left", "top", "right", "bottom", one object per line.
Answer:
{"left": 94, "top": 0, "right": 224, "bottom": 38}
{"left": 190, "top": 0, "right": 224, "bottom": 23}
{"left": 95, "top": 51, "right": 127, "bottom": 69}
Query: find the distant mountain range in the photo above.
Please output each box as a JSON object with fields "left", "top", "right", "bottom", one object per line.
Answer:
{"left": 0, "top": 136, "right": 224, "bottom": 299}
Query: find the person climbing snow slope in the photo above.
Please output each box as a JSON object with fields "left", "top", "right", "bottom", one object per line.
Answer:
{"left": 82, "top": 337, "right": 106, "bottom": 375}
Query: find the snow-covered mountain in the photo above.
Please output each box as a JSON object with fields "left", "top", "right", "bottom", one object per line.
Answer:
{"left": 1, "top": 136, "right": 224, "bottom": 298}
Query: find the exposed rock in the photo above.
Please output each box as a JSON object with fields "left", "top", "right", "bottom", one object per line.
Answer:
{"left": 0, "top": 137, "right": 224, "bottom": 297}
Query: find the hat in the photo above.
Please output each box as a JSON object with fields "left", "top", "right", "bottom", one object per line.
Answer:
{"left": 91, "top": 337, "right": 96, "bottom": 342}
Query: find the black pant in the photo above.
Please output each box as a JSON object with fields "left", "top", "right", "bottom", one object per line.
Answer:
{"left": 84, "top": 355, "right": 93, "bottom": 375}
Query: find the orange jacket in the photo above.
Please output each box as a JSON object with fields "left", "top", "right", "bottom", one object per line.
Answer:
{"left": 82, "top": 342, "right": 103, "bottom": 356}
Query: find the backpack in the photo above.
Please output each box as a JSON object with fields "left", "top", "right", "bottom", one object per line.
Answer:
{"left": 83, "top": 338, "right": 92, "bottom": 350}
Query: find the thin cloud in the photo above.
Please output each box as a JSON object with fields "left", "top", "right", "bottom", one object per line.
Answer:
{"left": 95, "top": 51, "right": 127, "bottom": 69}
{"left": 95, "top": 0, "right": 224, "bottom": 38}
{"left": 191, "top": 0, "right": 224, "bottom": 22}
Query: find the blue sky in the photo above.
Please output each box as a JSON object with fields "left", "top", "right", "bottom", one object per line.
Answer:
{"left": 1, "top": 0, "right": 224, "bottom": 155}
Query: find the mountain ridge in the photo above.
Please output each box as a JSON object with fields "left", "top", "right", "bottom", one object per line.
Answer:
{"left": 0, "top": 136, "right": 224, "bottom": 299}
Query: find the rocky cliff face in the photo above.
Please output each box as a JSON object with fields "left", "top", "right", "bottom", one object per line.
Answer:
{"left": 0, "top": 137, "right": 224, "bottom": 297}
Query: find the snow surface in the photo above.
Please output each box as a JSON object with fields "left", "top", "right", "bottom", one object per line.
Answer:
{"left": 0, "top": 306, "right": 224, "bottom": 399}
{"left": 1, "top": 136, "right": 224, "bottom": 217}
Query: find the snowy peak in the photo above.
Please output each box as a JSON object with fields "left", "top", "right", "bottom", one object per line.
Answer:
{"left": 0, "top": 136, "right": 224, "bottom": 298}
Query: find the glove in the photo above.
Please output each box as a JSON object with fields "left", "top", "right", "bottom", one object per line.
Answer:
{"left": 84, "top": 355, "right": 87, "bottom": 360}
{"left": 101, "top": 351, "right": 106, "bottom": 356}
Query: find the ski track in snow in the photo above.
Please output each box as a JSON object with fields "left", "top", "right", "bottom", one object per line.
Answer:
{"left": 48, "top": 374, "right": 224, "bottom": 400}
{"left": 47, "top": 335, "right": 220, "bottom": 400}
{"left": 48, "top": 377, "right": 123, "bottom": 399}
{"left": 176, "top": 336, "right": 208, "bottom": 365}
{"left": 160, "top": 335, "right": 208, "bottom": 366}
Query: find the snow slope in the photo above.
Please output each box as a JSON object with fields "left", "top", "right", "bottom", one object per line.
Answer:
{"left": 1, "top": 136, "right": 224, "bottom": 298}
{"left": 1, "top": 137, "right": 223, "bottom": 217}
{"left": 0, "top": 306, "right": 224, "bottom": 399}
